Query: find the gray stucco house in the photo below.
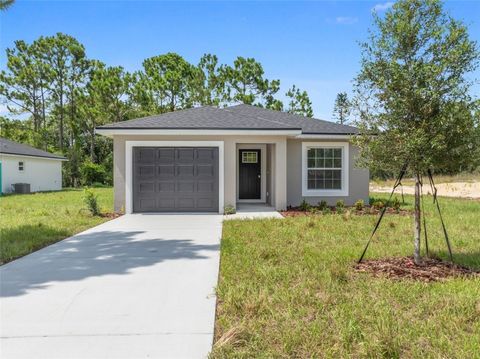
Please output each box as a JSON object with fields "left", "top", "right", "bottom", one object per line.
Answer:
{"left": 96, "top": 104, "right": 369, "bottom": 213}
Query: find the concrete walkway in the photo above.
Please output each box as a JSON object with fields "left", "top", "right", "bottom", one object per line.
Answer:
{"left": 0, "top": 214, "right": 223, "bottom": 359}
{"left": 224, "top": 203, "right": 284, "bottom": 220}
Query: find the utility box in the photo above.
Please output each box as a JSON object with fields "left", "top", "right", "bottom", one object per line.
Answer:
{"left": 13, "top": 183, "right": 31, "bottom": 194}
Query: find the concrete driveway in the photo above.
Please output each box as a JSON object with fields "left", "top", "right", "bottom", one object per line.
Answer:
{"left": 0, "top": 214, "right": 223, "bottom": 359}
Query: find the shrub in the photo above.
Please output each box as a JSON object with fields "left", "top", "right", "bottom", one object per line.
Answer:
{"left": 373, "top": 200, "right": 385, "bottom": 210}
{"left": 336, "top": 200, "right": 345, "bottom": 209}
{"left": 83, "top": 188, "right": 100, "bottom": 216}
{"left": 323, "top": 207, "right": 332, "bottom": 215}
{"left": 318, "top": 200, "right": 328, "bottom": 210}
{"left": 81, "top": 161, "right": 106, "bottom": 186}
{"left": 299, "top": 199, "right": 311, "bottom": 211}
{"left": 308, "top": 206, "right": 319, "bottom": 214}
{"left": 354, "top": 199, "right": 364, "bottom": 211}
{"left": 224, "top": 205, "right": 236, "bottom": 215}
{"left": 391, "top": 197, "right": 401, "bottom": 211}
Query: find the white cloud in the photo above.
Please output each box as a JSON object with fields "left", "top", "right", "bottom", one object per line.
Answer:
{"left": 335, "top": 16, "right": 358, "bottom": 25}
{"left": 372, "top": 2, "right": 394, "bottom": 12}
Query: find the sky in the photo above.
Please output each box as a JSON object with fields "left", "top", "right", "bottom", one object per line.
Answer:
{"left": 1, "top": 0, "right": 480, "bottom": 121}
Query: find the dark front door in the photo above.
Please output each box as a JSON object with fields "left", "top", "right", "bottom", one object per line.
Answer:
{"left": 239, "top": 149, "right": 261, "bottom": 200}
{"left": 133, "top": 147, "right": 219, "bottom": 212}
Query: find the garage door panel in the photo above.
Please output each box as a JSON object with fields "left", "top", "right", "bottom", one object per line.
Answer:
{"left": 136, "top": 148, "right": 155, "bottom": 163}
{"left": 158, "top": 182, "right": 175, "bottom": 192}
{"left": 138, "top": 165, "right": 155, "bottom": 178}
{"left": 157, "top": 148, "right": 175, "bottom": 162}
{"left": 176, "top": 165, "right": 195, "bottom": 177}
{"left": 197, "top": 198, "right": 215, "bottom": 208}
{"left": 158, "top": 198, "right": 176, "bottom": 209}
{"left": 158, "top": 165, "right": 175, "bottom": 177}
{"left": 197, "top": 182, "right": 214, "bottom": 193}
{"left": 139, "top": 182, "right": 155, "bottom": 193}
{"left": 177, "top": 182, "right": 195, "bottom": 193}
{"left": 133, "top": 146, "right": 219, "bottom": 213}
{"left": 177, "top": 148, "right": 195, "bottom": 162}
{"left": 197, "top": 148, "right": 215, "bottom": 161}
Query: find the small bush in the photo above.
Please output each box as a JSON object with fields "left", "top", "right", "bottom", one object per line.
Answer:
{"left": 354, "top": 199, "right": 364, "bottom": 211}
{"left": 81, "top": 161, "right": 106, "bottom": 186}
{"left": 373, "top": 200, "right": 385, "bottom": 210}
{"left": 318, "top": 200, "right": 328, "bottom": 210}
{"left": 299, "top": 199, "right": 311, "bottom": 211}
{"left": 224, "top": 205, "right": 236, "bottom": 215}
{"left": 83, "top": 188, "right": 101, "bottom": 216}
{"left": 308, "top": 207, "right": 319, "bottom": 214}
{"left": 336, "top": 200, "right": 345, "bottom": 209}
{"left": 391, "top": 197, "right": 401, "bottom": 211}
{"left": 323, "top": 207, "right": 332, "bottom": 215}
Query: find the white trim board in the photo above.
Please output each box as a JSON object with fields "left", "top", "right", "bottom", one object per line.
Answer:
{"left": 301, "top": 141, "right": 349, "bottom": 197}
{"left": 236, "top": 144, "right": 267, "bottom": 203}
{"left": 125, "top": 140, "right": 224, "bottom": 214}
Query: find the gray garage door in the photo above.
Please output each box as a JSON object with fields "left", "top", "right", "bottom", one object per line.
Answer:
{"left": 133, "top": 147, "right": 219, "bottom": 212}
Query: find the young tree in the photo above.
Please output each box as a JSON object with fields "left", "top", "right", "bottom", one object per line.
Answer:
{"left": 354, "top": 0, "right": 479, "bottom": 265}
{"left": 332, "top": 92, "right": 351, "bottom": 124}
{"left": 286, "top": 85, "right": 313, "bottom": 117}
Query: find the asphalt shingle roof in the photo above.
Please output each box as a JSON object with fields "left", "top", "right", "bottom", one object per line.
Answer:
{"left": 96, "top": 104, "right": 358, "bottom": 135}
{"left": 0, "top": 137, "right": 66, "bottom": 160}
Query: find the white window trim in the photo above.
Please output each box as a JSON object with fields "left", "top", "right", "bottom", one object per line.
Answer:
{"left": 301, "top": 142, "right": 349, "bottom": 197}
{"left": 125, "top": 141, "right": 224, "bottom": 214}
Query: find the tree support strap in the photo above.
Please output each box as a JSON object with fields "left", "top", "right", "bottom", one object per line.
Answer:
{"left": 357, "top": 162, "right": 408, "bottom": 263}
{"left": 427, "top": 169, "right": 453, "bottom": 262}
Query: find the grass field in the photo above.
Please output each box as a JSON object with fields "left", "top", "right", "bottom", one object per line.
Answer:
{"left": 0, "top": 188, "right": 114, "bottom": 264}
{"left": 213, "top": 194, "right": 480, "bottom": 358}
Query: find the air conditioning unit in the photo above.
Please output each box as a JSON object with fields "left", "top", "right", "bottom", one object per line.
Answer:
{"left": 13, "top": 183, "right": 31, "bottom": 194}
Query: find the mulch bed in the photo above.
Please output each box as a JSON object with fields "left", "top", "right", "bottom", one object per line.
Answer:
{"left": 354, "top": 256, "right": 479, "bottom": 282}
{"left": 281, "top": 207, "right": 411, "bottom": 217}
{"left": 101, "top": 212, "right": 123, "bottom": 219}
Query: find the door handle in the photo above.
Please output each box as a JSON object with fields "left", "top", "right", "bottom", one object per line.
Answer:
{"left": 257, "top": 174, "right": 261, "bottom": 178}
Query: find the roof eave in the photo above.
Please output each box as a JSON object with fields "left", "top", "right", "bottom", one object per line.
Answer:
{"left": 0, "top": 152, "right": 67, "bottom": 161}
{"left": 95, "top": 128, "right": 303, "bottom": 137}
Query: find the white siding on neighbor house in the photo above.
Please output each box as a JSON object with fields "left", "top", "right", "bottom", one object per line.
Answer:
{"left": 0, "top": 155, "right": 63, "bottom": 193}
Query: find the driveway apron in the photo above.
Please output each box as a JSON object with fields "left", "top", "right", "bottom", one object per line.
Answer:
{"left": 0, "top": 214, "right": 223, "bottom": 359}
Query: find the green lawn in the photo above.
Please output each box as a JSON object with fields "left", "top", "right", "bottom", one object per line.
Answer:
{"left": 0, "top": 188, "right": 114, "bottom": 264}
{"left": 213, "top": 194, "right": 480, "bottom": 358}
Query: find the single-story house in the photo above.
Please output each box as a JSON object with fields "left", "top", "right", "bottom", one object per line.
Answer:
{"left": 0, "top": 137, "right": 67, "bottom": 194}
{"left": 96, "top": 104, "right": 369, "bottom": 213}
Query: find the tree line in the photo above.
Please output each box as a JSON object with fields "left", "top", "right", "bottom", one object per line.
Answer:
{"left": 0, "top": 33, "right": 315, "bottom": 186}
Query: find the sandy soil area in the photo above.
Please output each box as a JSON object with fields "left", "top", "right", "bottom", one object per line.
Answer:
{"left": 371, "top": 181, "right": 480, "bottom": 199}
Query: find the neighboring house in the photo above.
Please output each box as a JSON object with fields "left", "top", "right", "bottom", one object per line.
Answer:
{"left": 0, "top": 137, "right": 67, "bottom": 194}
{"left": 96, "top": 104, "right": 369, "bottom": 213}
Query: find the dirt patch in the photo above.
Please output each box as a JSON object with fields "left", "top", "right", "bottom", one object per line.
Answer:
{"left": 371, "top": 181, "right": 480, "bottom": 199}
{"left": 355, "top": 257, "right": 479, "bottom": 282}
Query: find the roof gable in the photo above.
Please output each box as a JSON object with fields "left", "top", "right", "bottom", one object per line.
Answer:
{"left": 0, "top": 138, "right": 66, "bottom": 160}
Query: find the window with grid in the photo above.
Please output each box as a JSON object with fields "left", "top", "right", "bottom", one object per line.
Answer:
{"left": 18, "top": 161, "right": 24, "bottom": 171}
{"left": 242, "top": 151, "right": 258, "bottom": 163}
{"left": 307, "top": 148, "right": 342, "bottom": 190}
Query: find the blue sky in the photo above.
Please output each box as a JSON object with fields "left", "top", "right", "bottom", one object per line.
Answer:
{"left": 1, "top": 0, "right": 479, "bottom": 121}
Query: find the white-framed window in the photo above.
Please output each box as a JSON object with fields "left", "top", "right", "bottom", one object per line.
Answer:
{"left": 302, "top": 142, "right": 349, "bottom": 197}
{"left": 18, "top": 161, "right": 24, "bottom": 172}
{"left": 242, "top": 151, "right": 258, "bottom": 164}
